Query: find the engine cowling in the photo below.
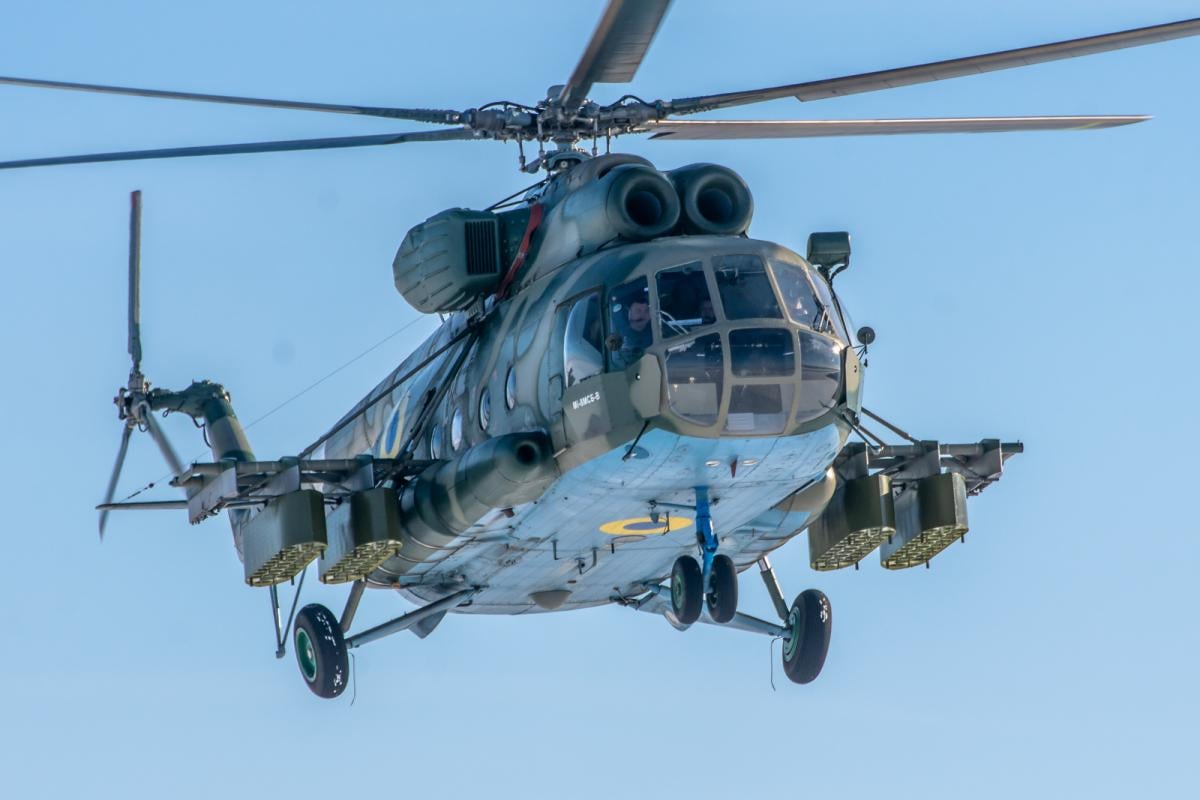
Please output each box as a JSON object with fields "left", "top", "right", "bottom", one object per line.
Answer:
{"left": 529, "top": 162, "right": 681, "bottom": 274}
{"left": 380, "top": 431, "right": 559, "bottom": 576}
{"left": 392, "top": 208, "right": 505, "bottom": 313}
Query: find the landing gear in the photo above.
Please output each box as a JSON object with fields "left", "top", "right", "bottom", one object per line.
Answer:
{"left": 706, "top": 554, "right": 738, "bottom": 623}
{"left": 670, "top": 555, "right": 703, "bottom": 625}
{"left": 293, "top": 604, "right": 349, "bottom": 699}
{"left": 781, "top": 589, "right": 832, "bottom": 685}
{"left": 670, "top": 487, "right": 741, "bottom": 625}
{"left": 626, "top": 555, "right": 833, "bottom": 686}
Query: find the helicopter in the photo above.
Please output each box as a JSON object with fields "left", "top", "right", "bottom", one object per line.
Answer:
{"left": 4, "top": 1, "right": 1197, "bottom": 699}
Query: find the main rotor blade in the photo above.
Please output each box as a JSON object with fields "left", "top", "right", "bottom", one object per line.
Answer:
{"left": 128, "top": 190, "right": 142, "bottom": 374}
{"left": 0, "top": 128, "right": 476, "bottom": 171}
{"left": 645, "top": 115, "right": 1149, "bottom": 140}
{"left": 0, "top": 74, "right": 463, "bottom": 124}
{"left": 559, "top": 0, "right": 672, "bottom": 110}
{"left": 98, "top": 425, "right": 134, "bottom": 540}
{"left": 142, "top": 412, "right": 185, "bottom": 478}
{"left": 667, "top": 17, "right": 1200, "bottom": 115}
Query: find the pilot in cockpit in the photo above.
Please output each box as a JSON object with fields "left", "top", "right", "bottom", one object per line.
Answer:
{"left": 612, "top": 298, "right": 652, "bottom": 368}
{"left": 660, "top": 273, "right": 716, "bottom": 336}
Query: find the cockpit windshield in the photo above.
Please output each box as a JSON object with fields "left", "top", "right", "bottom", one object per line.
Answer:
{"left": 714, "top": 254, "right": 783, "bottom": 320}
{"left": 605, "top": 250, "right": 846, "bottom": 434}
{"left": 656, "top": 261, "right": 714, "bottom": 339}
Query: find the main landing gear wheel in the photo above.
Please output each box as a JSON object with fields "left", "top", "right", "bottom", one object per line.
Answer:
{"left": 781, "top": 589, "right": 832, "bottom": 685}
{"left": 670, "top": 555, "right": 703, "bottom": 625}
{"left": 294, "top": 603, "right": 349, "bottom": 699}
{"left": 705, "top": 553, "right": 738, "bottom": 623}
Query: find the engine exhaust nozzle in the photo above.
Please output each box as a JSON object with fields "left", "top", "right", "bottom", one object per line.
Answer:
{"left": 668, "top": 163, "right": 754, "bottom": 236}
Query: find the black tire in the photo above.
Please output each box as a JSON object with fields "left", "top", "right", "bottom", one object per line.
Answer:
{"left": 705, "top": 554, "right": 738, "bottom": 624}
{"left": 781, "top": 589, "right": 832, "bottom": 685}
{"left": 670, "top": 555, "right": 703, "bottom": 626}
{"left": 293, "top": 603, "right": 349, "bottom": 699}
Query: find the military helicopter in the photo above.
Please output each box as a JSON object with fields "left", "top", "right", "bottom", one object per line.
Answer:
{"left": 5, "top": 2, "right": 1197, "bottom": 699}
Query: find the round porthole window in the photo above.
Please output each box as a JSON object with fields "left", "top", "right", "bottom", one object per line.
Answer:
{"left": 451, "top": 407, "right": 464, "bottom": 450}
{"left": 479, "top": 390, "right": 492, "bottom": 431}
{"left": 429, "top": 424, "right": 444, "bottom": 460}
{"left": 505, "top": 367, "right": 517, "bottom": 410}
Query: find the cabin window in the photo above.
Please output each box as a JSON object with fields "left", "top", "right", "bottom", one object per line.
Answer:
{"left": 714, "top": 254, "right": 782, "bottom": 320}
{"left": 479, "top": 389, "right": 491, "bottom": 431}
{"left": 665, "top": 333, "right": 723, "bottom": 426}
{"left": 505, "top": 366, "right": 517, "bottom": 410}
{"left": 656, "top": 261, "right": 714, "bottom": 339}
{"left": 796, "top": 332, "right": 843, "bottom": 423}
{"left": 429, "top": 424, "right": 444, "bottom": 459}
{"left": 563, "top": 293, "right": 604, "bottom": 387}
{"left": 608, "top": 277, "right": 651, "bottom": 369}
{"left": 450, "top": 407, "right": 464, "bottom": 450}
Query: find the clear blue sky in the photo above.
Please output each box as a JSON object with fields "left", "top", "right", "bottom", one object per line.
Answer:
{"left": 1, "top": 1, "right": 1197, "bottom": 797}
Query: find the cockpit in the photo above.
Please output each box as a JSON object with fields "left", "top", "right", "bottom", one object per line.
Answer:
{"left": 562, "top": 245, "right": 851, "bottom": 437}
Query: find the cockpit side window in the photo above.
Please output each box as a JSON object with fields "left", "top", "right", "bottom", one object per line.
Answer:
{"left": 806, "top": 269, "right": 850, "bottom": 343}
{"left": 796, "top": 331, "right": 843, "bottom": 423}
{"left": 714, "top": 255, "right": 783, "bottom": 320}
{"left": 770, "top": 260, "right": 824, "bottom": 331}
{"left": 656, "top": 261, "right": 714, "bottom": 340}
{"left": 564, "top": 292, "right": 604, "bottom": 387}
{"left": 608, "top": 277, "right": 651, "bottom": 370}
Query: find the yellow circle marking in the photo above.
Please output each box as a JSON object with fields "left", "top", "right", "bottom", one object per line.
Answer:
{"left": 600, "top": 515, "right": 693, "bottom": 536}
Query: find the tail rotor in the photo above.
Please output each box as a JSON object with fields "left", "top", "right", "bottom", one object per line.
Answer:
{"left": 98, "top": 190, "right": 183, "bottom": 539}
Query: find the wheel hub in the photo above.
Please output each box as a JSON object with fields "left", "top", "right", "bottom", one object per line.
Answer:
{"left": 783, "top": 609, "right": 800, "bottom": 662}
{"left": 295, "top": 628, "right": 318, "bottom": 683}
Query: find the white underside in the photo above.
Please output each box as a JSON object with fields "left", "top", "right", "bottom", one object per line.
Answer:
{"left": 395, "top": 424, "right": 843, "bottom": 614}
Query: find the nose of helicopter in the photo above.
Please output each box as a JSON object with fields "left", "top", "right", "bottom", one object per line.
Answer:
{"left": 561, "top": 324, "right": 855, "bottom": 456}
{"left": 654, "top": 324, "right": 853, "bottom": 438}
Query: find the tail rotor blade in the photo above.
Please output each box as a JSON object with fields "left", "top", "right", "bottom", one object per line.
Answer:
{"left": 128, "top": 190, "right": 142, "bottom": 375}
{"left": 98, "top": 426, "right": 133, "bottom": 540}
{"left": 143, "top": 411, "right": 185, "bottom": 478}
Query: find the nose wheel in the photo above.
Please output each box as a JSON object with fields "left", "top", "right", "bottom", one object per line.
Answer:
{"left": 669, "top": 486, "right": 740, "bottom": 625}
{"left": 670, "top": 555, "right": 703, "bottom": 625}
{"left": 705, "top": 554, "right": 738, "bottom": 623}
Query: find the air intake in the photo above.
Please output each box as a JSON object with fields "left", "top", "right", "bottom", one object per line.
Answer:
{"left": 464, "top": 218, "right": 500, "bottom": 276}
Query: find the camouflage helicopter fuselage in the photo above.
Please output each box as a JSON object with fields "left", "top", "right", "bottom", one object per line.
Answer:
{"left": 316, "top": 153, "right": 859, "bottom": 614}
